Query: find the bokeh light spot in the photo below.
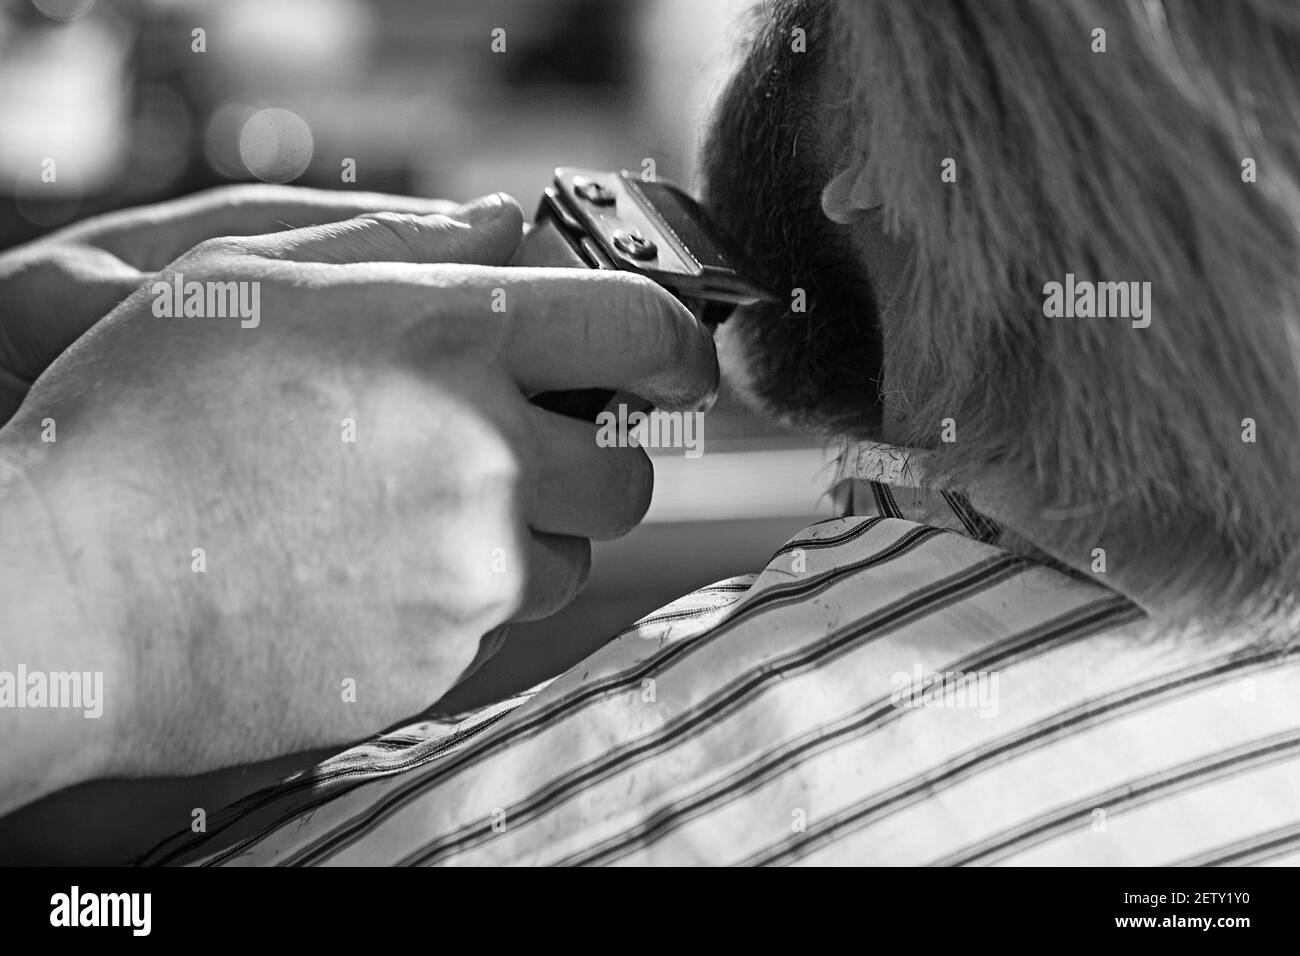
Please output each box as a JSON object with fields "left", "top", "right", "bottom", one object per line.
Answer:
{"left": 238, "top": 108, "right": 314, "bottom": 184}
{"left": 30, "top": 0, "right": 96, "bottom": 21}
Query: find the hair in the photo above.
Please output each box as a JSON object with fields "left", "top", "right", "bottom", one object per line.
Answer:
{"left": 820, "top": 0, "right": 1300, "bottom": 626}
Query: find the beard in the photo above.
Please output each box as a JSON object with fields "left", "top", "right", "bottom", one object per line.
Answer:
{"left": 700, "top": 0, "right": 885, "bottom": 439}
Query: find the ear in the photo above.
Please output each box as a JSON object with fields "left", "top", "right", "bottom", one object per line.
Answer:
{"left": 820, "top": 162, "right": 882, "bottom": 224}
{"left": 820, "top": 163, "right": 914, "bottom": 351}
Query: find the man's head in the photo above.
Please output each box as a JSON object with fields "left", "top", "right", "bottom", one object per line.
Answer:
{"left": 704, "top": 0, "right": 1300, "bottom": 623}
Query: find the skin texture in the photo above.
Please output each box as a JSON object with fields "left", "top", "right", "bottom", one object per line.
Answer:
{"left": 0, "top": 187, "right": 718, "bottom": 814}
{"left": 0, "top": 186, "right": 463, "bottom": 424}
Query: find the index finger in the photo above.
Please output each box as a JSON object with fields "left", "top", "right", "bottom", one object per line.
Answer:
{"left": 495, "top": 268, "right": 719, "bottom": 412}
{"left": 247, "top": 260, "right": 720, "bottom": 411}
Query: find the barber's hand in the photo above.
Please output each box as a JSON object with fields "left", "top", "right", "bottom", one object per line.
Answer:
{"left": 0, "top": 185, "right": 466, "bottom": 424}
{"left": 2, "top": 192, "right": 717, "bottom": 782}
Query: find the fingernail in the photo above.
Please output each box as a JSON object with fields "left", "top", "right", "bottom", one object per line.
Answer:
{"left": 454, "top": 192, "right": 507, "bottom": 222}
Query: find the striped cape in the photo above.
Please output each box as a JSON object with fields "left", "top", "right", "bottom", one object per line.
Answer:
{"left": 142, "top": 466, "right": 1300, "bottom": 866}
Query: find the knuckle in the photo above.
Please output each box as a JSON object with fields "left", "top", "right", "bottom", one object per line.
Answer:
{"left": 357, "top": 210, "right": 419, "bottom": 229}
{"left": 357, "top": 211, "right": 454, "bottom": 257}
{"left": 357, "top": 211, "right": 420, "bottom": 253}
{"left": 481, "top": 560, "right": 529, "bottom": 621}
{"left": 165, "top": 240, "right": 247, "bottom": 280}
{"left": 452, "top": 454, "right": 530, "bottom": 618}
{"left": 443, "top": 533, "right": 527, "bottom": 626}
{"left": 187, "top": 235, "right": 246, "bottom": 261}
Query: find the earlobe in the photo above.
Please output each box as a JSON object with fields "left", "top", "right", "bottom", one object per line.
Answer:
{"left": 820, "top": 167, "right": 857, "bottom": 223}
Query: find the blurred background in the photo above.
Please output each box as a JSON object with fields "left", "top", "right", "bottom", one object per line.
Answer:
{"left": 0, "top": 0, "right": 839, "bottom": 861}
{"left": 2, "top": 0, "right": 752, "bottom": 243}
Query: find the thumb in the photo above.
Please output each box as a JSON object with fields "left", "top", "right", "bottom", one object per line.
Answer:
{"left": 243, "top": 192, "right": 524, "bottom": 266}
